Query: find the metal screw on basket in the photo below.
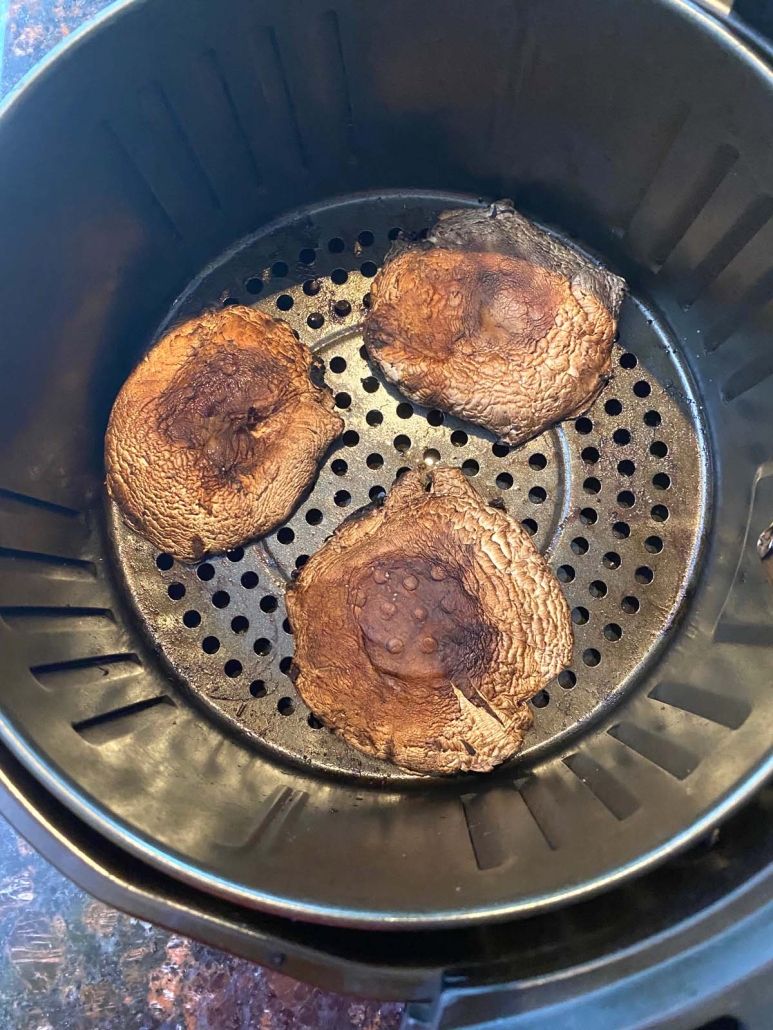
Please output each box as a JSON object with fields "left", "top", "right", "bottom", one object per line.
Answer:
{"left": 758, "top": 522, "right": 773, "bottom": 560}
{"left": 757, "top": 522, "right": 773, "bottom": 589}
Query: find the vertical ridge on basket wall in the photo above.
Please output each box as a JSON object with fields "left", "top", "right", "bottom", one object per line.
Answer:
{"left": 73, "top": 695, "right": 176, "bottom": 746}
{"left": 649, "top": 682, "right": 751, "bottom": 730}
{"left": 0, "top": 491, "right": 113, "bottom": 668}
{"left": 563, "top": 753, "right": 640, "bottom": 821}
{"left": 517, "top": 776, "right": 561, "bottom": 851}
{"left": 0, "top": 489, "right": 86, "bottom": 558}
{"left": 328, "top": 0, "right": 526, "bottom": 192}
{"left": 461, "top": 792, "right": 506, "bottom": 871}
{"left": 323, "top": 11, "right": 358, "bottom": 163}
{"left": 714, "top": 289, "right": 773, "bottom": 402}
{"left": 203, "top": 49, "right": 264, "bottom": 188}
{"left": 608, "top": 723, "right": 700, "bottom": 780}
{"left": 722, "top": 358, "right": 773, "bottom": 404}
{"left": 31, "top": 654, "right": 142, "bottom": 690}
{"left": 0, "top": 549, "right": 94, "bottom": 578}
{"left": 163, "top": 7, "right": 311, "bottom": 197}
{"left": 624, "top": 112, "right": 739, "bottom": 270}
{"left": 29, "top": 652, "right": 175, "bottom": 737}
{"left": 99, "top": 121, "right": 184, "bottom": 248}
{"left": 263, "top": 10, "right": 358, "bottom": 180}
{"left": 0, "top": 607, "right": 124, "bottom": 670}
{"left": 620, "top": 102, "right": 691, "bottom": 235}
{"left": 661, "top": 167, "right": 773, "bottom": 309}
{"left": 659, "top": 162, "right": 773, "bottom": 399}
{"left": 249, "top": 25, "right": 310, "bottom": 175}
{"left": 701, "top": 226, "right": 773, "bottom": 352}
{"left": 617, "top": 105, "right": 773, "bottom": 406}
{"left": 487, "top": 9, "right": 533, "bottom": 195}
{"left": 0, "top": 489, "right": 108, "bottom": 609}
{"left": 518, "top": 761, "right": 644, "bottom": 848}
{"left": 0, "top": 553, "right": 98, "bottom": 609}
{"left": 460, "top": 785, "right": 559, "bottom": 870}
{"left": 229, "top": 785, "right": 309, "bottom": 851}
{"left": 107, "top": 82, "right": 222, "bottom": 253}
{"left": 151, "top": 46, "right": 267, "bottom": 239}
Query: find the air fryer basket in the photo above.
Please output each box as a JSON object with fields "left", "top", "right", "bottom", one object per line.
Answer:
{"left": 2, "top": 0, "right": 773, "bottom": 929}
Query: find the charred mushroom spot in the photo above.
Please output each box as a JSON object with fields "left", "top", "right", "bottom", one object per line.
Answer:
{"left": 354, "top": 558, "right": 492, "bottom": 700}
{"left": 156, "top": 344, "right": 284, "bottom": 481}
{"left": 308, "top": 355, "right": 328, "bottom": 390}
{"left": 476, "top": 260, "right": 561, "bottom": 346}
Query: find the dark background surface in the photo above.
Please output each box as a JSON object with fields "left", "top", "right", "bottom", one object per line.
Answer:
{"left": 0, "top": 2, "right": 403, "bottom": 1026}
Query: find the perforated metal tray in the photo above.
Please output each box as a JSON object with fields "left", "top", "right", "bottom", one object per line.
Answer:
{"left": 112, "top": 193, "right": 708, "bottom": 786}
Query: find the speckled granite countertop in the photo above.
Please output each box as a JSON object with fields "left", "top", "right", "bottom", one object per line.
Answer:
{"left": 1, "top": 0, "right": 109, "bottom": 93}
{"left": 0, "top": 817, "right": 402, "bottom": 1029}
{"left": 0, "top": 4, "right": 404, "bottom": 1027}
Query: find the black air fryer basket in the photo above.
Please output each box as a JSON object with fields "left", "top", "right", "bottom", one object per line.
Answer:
{"left": 4, "top": 0, "right": 773, "bottom": 1025}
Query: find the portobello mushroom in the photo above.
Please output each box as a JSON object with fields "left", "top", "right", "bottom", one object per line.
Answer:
{"left": 364, "top": 202, "right": 626, "bottom": 445}
{"left": 106, "top": 305, "right": 342, "bottom": 562}
{"left": 286, "top": 465, "right": 572, "bottom": 775}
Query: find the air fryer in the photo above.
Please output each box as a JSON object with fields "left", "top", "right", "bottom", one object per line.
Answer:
{"left": 2, "top": 0, "right": 773, "bottom": 1026}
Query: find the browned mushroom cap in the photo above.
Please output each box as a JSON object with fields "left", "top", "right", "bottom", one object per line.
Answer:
{"left": 364, "top": 203, "right": 626, "bottom": 445}
{"left": 286, "top": 466, "right": 572, "bottom": 775}
{"left": 106, "top": 306, "right": 343, "bottom": 562}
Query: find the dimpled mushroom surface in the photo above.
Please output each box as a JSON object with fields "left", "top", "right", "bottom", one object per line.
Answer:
{"left": 106, "top": 306, "right": 342, "bottom": 562}
{"left": 364, "top": 202, "right": 626, "bottom": 445}
{"left": 286, "top": 466, "right": 572, "bottom": 775}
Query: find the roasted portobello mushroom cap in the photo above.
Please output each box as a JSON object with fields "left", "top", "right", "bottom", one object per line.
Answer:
{"left": 364, "top": 202, "right": 626, "bottom": 445}
{"left": 286, "top": 466, "right": 572, "bottom": 775}
{"left": 106, "top": 306, "right": 342, "bottom": 562}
